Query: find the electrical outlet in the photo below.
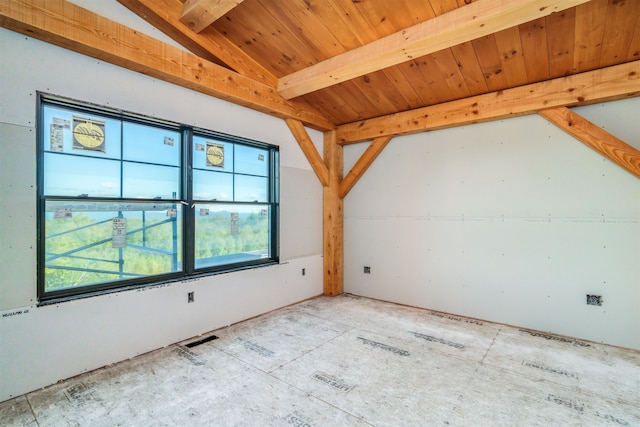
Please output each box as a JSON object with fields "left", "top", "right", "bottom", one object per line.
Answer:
{"left": 188, "top": 291, "right": 194, "bottom": 303}
{"left": 586, "top": 294, "right": 602, "bottom": 306}
{"left": 364, "top": 266, "right": 371, "bottom": 274}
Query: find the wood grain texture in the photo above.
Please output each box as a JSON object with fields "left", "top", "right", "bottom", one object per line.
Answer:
{"left": 323, "top": 131, "right": 344, "bottom": 296}
{"left": 335, "top": 61, "right": 640, "bottom": 144}
{"left": 284, "top": 119, "right": 329, "bottom": 187}
{"left": 0, "top": 0, "right": 334, "bottom": 131}
{"left": 539, "top": 107, "right": 640, "bottom": 178}
{"left": 117, "top": 0, "right": 278, "bottom": 86}
{"left": 180, "top": 0, "right": 245, "bottom": 33}
{"left": 573, "top": 0, "right": 607, "bottom": 73}
{"left": 546, "top": 6, "right": 576, "bottom": 77}
{"left": 519, "top": 17, "right": 550, "bottom": 83}
{"left": 277, "top": 0, "right": 590, "bottom": 99}
{"left": 339, "top": 136, "right": 392, "bottom": 199}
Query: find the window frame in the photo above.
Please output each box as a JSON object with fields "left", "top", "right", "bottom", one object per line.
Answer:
{"left": 37, "top": 93, "right": 279, "bottom": 304}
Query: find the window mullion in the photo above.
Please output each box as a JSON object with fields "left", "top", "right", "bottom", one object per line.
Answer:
{"left": 183, "top": 126, "right": 195, "bottom": 275}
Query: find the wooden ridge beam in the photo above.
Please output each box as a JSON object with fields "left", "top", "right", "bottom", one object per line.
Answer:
{"left": 117, "top": 0, "right": 277, "bottom": 86}
{"left": 277, "top": 0, "right": 590, "bottom": 99}
{"left": 180, "top": 0, "right": 245, "bottom": 33}
{"left": 0, "top": 0, "right": 334, "bottom": 131}
{"left": 339, "top": 136, "right": 392, "bottom": 199}
{"left": 539, "top": 107, "right": 640, "bottom": 179}
{"left": 335, "top": 61, "right": 640, "bottom": 144}
{"left": 285, "top": 119, "right": 329, "bottom": 187}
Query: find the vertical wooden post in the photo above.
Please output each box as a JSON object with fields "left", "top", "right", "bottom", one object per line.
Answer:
{"left": 323, "top": 130, "right": 344, "bottom": 296}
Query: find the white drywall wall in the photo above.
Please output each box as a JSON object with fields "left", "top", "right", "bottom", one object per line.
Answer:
{"left": 344, "top": 102, "right": 640, "bottom": 349}
{"left": 0, "top": 12, "right": 323, "bottom": 401}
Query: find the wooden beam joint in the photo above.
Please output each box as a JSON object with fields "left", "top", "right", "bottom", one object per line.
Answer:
{"left": 180, "top": 0, "right": 246, "bottom": 33}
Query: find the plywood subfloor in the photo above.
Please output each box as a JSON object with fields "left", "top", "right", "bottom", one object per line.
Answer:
{"left": 2, "top": 294, "right": 639, "bottom": 426}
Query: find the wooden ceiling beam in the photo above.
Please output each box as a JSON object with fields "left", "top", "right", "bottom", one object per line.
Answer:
{"left": 117, "top": 0, "right": 277, "bottom": 86}
{"left": 539, "top": 107, "right": 640, "bottom": 179}
{"left": 277, "top": 0, "right": 591, "bottom": 99}
{"left": 180, "top": 0, "right": 245, "bottom": 33}
{"left": 335, "top": 60, "right": 640, "bottom": 144}
{"left": 0, "top": 0, "right": 334, "bottom": 131}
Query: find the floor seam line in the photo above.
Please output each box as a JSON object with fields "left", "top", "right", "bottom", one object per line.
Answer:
{"left": 268, "top": 327, "right": 356, "bottom": 374}
{"left": 480, "top": 326, "right": 502, "bottom": 364}
{"left": 25, "top": 394, "right": 41, "bottom": 427}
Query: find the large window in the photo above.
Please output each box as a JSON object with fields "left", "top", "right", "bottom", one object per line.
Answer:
{"left": 38, "top": 94, "right": 278, "bottom": 302}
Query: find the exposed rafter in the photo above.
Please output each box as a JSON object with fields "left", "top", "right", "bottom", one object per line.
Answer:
{"left": 277, "top": 0, "right": 591, "bottom": 100}
{"left": 180, "top": 0, "right": 245, "bottom": 33}
{"left": 335, "top": 61, "right": 640, "bottom": 144}
{"left": 117, "top": 0, "right": 277, "bottom": 86}
{"left": 540, "top": 107, "right": 640, "bottom": 179}
{"left": 0, "top": 0, "right": 333, "bottom": 131}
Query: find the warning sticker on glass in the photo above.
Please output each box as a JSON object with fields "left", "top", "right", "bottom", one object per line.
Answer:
{"left": 164, "top": 136, "right": 174, "bottom": 146}
{"left": 112, "top": 217, "right": 127, "bottom": 248}
{"left": 206, "top": 142, "right": 224, "bottom": 168}
{"left": 73, "top": 116, "right": 106, "bottom": 152}
{"left": 199, "top": 208, "right": 210, "bottom": 217}
{"left": 166, "top": 208, "right": 177, "bottom": 218}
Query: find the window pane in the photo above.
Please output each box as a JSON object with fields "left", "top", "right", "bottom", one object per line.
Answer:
{"left": 122, "top": 162, "right": 180, "bottom": 199}
{"left": 194, "top": 204, "right": 269, "bottom": 269}
{"left": 235, "top": 175, "right": 268, "bottom": 202}
{"left": 44, "top": 153, "right": 121, "bottom": 197}
{"left": 234, "top": 145, "right": 268, "bottom": 176}
{"left": 123, "top": 122, "right": 180, "bottom": 166}
{"left": 193, "top": 136, "right": 234, "bottom": 173}
{"left": 193, "top": 169, "right": 233, "bottom": 201}
{"left": 43, "top": 105, "right": 121, "bottom": 159}
{"left": 44, "top": 200, "right": 182, "bottom": 292}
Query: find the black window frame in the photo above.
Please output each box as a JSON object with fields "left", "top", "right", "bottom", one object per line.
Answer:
{"left": 37, "top": 93, "right": 279, "bottom": 304}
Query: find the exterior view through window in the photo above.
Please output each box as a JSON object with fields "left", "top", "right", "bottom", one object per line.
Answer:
{"left": 38, "top": 94, "right": 279, "bottom": 302}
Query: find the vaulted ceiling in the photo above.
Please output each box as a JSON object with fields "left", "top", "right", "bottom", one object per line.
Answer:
{"left": 114, "top": 0, "right": 640, "bottom": 127}
{"left": 1, "top": 0, "right": 639, "bottom": 143}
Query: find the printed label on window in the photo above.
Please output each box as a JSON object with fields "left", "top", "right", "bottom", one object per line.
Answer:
{"left": 112, "top": 217, "right": 127, "bottom": 248}
{"left": 52, "top": 117, "right": 71, "bottom": 129}
{"left": 54, "top": 208, "right": 73, "bottom": 219}
{"left": 230, "top": 212, "right": 239, "bottom": 235}
{"left": 50, "top": 124, "right": 64, "bottom": 152}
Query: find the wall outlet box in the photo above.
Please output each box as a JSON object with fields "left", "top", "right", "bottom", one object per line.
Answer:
{"left": 586, "top": 294, "right": 603, "bottom": 306}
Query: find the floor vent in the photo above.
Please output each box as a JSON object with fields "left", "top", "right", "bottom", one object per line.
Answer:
{"left": 185, "top": 335, "right": 219, "bottom": 348}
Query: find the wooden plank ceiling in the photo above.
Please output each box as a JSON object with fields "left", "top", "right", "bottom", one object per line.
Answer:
{"left": 116, "top": 0, "right": 640, "bottom": 128}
